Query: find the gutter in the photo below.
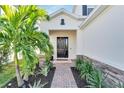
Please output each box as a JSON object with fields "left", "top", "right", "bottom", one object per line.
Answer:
{"left": 79, "top": 5, "right": 110, "bottom": 30}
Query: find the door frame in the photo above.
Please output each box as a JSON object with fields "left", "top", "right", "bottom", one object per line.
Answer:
{"left": 56, "top": 37, "right": 69, "bottom": 59}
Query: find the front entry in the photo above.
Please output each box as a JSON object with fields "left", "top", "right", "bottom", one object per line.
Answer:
{"left": 57, "top": 37, "right": 68, "bottom": 58}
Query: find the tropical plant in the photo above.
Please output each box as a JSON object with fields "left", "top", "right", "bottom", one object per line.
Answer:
{"left": 0, "top": 48, "right": 10, "bottom": 71}
{"left": 75, "top": 59, "right": 111, "bottom": 88}
{"left": 114, "top": 82, "right": 124, "bottom": 88}
{"left": 0, "top": 62, "right": 2, "bottom": 71}
{"left": 29, "top": 79, "right": 47, "bottom": 88}
{"left": 39, "top": 61, "right": 53, "bottom": 76}
{"left": 45, "top": 61, "right": 53, "bottom": 69}
{"left": 86, "top": 69, "right": 108, "bottom": 88}
{"left": 0, "top": 5, "right": 53, "bottom": 87}
{"left": 80, "top": 60, "right": 94, "bottom": 81}
{"left": 75, "top": 58, "right": 84, "bottom": 71}
{"left": 40, "top": 65, "right": 49, "bottom": 76}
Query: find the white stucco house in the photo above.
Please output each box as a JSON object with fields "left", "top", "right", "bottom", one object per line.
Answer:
{"left": 39, "top": 5, "right": 96, "bottom": 60}
{"left": 0, "top": 5, "right": 124, "bottom": 83}
{"left": 38, "top": 5, "right": 124, "bottom": 82}
{"left": 39, "top": 5, "right": 124, "bottom": 69}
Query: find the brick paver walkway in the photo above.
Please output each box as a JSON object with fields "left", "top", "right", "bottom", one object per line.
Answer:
{"left": 51, "top": 62, "right": 77, "bottom": 88}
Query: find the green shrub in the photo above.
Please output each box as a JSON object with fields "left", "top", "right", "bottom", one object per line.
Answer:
{"left": 40, "top": 65, "right": 49, "bottom": 76}
{"left": 0, "top": 63, "right": 2, "bottom": 71}
{"left": 29, "top": 79, "right": 47, "bottom": 88}
{"left": 0, "top": 49, "right": 9, "bottom": 71}
{"left": 45, "top": 61, "right": 53, "bottom": 69}
{"left": 75, "top": 58, "right": 94, "bottom": 81}
{"left": 80, "top": 60, "right": 94, "bottom": 81}
{"left": 75, "top": 58, "right": 84, "bottom": 71}
{"left": 114, "top": 82, "right": 124, "bottom": 88}
{"left": 40, "top": 61, "right": 53, "bottom": 77}
{"left": 86, "top": 69, "right": 108, "bottom": 88}
{"left": 75, "top": 58, "right": 111, "bottom": 88}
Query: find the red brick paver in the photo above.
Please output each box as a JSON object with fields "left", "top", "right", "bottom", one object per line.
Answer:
{"left": 51, "top": 62, "right": 77, "bottom": 88}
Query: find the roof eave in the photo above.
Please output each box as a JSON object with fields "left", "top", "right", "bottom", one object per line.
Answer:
{"left": 49, "top": 8, "right": 84, "bottom": 20}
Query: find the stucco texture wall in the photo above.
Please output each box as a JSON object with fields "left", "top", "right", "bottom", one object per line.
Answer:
{"left": 39, "top": 13, "right": 83, "bottom": 34}
{"left": 78, "top": 6, "right": 124, "bottom": 71}
{"left": 49, "top": 30, "right": 76, "bottom": 59}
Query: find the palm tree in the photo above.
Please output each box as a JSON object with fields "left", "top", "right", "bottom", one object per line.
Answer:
{"left": 0, "top": 5, "right": 53, "bottom": 87}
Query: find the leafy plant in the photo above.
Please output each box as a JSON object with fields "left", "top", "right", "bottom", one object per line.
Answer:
{"left": 75, "top": 58, "right": 94, "bottom": 81}
{"left": 40, "top": 61, "right": 53, "bottom": 76}
{"left": 80, "top": 60, "right": 94, "bottom": 81}
{"left": 45, "top": 61, "right": 53, "bottom": 69}
{"left": 75, "top": 58, "right": 84, "bottom": 71}
{"left": 40, "top": 65, "right": 49, "bottom": 76}
{"left": 29, "top": 79, "right": 47, "bottom": 88}
{"left": 114, "top": 82, "right": 124, "bottom": 88}
{"left": 75, "top": 58, "right": 112, "bottom": 88}
{"left": 0, "top": 5, "right": 53, "bottom": 87}
{"left": 86, "top": 69, "right": 108, "bottom": 88}
{"left": 0, "top": 63, "right": 2, "bottom": 71}
{"left": 0, "top": 48, "right": 10, "bottom": 71}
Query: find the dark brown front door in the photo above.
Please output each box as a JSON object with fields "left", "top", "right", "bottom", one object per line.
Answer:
{"left": 57, "top": 37, "right": 68, "bottom": 58}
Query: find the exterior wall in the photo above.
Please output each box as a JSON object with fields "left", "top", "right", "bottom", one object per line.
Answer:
{"left": 76, "top": 29, "right": 84, "bottom": 55}
{"left": 73, "top": 6, "right": 83, "bottom": 16}
{"left": 38, "top": 12, "right": 83, "bottom": 60}
{"left": 78, "top": 6, "right": 124, "bottom": 71}
{"left": 39, "top": 13, "right": 83, "bottom": 34}
{"left": 49, "top": 30, "right": 76, "bottom": 59}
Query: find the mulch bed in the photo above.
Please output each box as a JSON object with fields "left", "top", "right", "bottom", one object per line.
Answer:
{"left": 71, "top": 67, "right": 87, "bottom": 88}
{"left": 4, "top": 67, "right": 56, "bottom": 88}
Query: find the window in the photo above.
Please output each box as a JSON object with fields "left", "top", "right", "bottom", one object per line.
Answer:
{"left": 82, "top": 5, "right": 94, "bottom": 16}
{"left": 60, "top": 19, "right": 65, "bottom": 25}
{"left": 82, "top": 5, "right": 87, "bottom": 16}
{"left": 87, "top": 8, "right": 94, "bottom": 15}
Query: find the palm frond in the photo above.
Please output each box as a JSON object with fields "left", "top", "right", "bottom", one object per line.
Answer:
{"left": 29, "top": 79, "right": 47, "bottom": 88}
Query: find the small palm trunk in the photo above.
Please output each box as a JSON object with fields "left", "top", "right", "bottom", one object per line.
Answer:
{"left": 14, "top": 52, "right": 24, "bottom": 87}
{"left": 15, "top": 64, "right": 24, "bottom": 87}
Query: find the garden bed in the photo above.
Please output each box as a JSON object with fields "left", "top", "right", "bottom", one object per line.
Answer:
{"left": 71, "top": 67, "right": 87, "bottom": 88}
{"left": 4, "top": 67, "right": 56, "bottom": 88}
